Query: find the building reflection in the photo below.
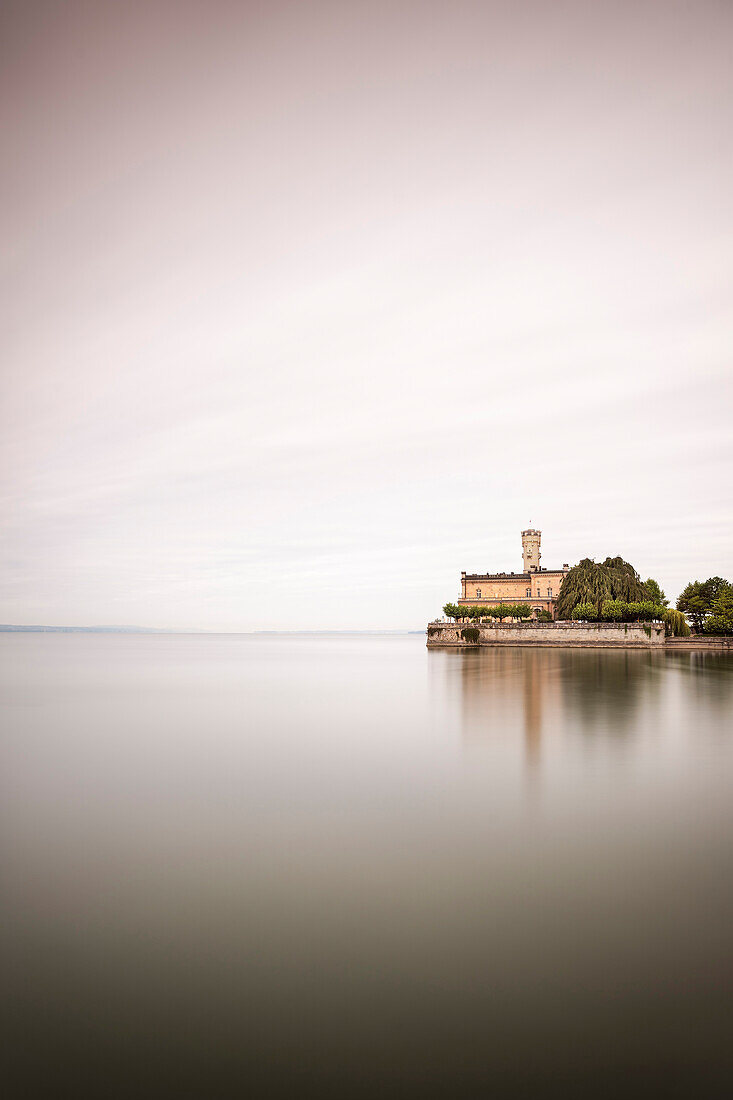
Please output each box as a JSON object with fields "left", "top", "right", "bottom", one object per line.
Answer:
{"left": 454, "top": 648, "right": 563, "bottom": 774}
{"left": 439, "top": 646, "right": 663, "bottom": 774}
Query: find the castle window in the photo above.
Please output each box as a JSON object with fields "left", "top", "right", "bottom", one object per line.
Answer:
{"left": 476, "top": 588, "right": 481, "bottom": 598}
{"left": 549, "top": 588, "right": 553, "bottom": 597}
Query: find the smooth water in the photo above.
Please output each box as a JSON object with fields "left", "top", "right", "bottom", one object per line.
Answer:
{"left": 1, "top": 634, "right": 732, "bottom": 1096}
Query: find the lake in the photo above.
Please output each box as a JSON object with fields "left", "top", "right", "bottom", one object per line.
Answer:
{"left": 1, "top": 633, "right": 732, "bottom": 1096}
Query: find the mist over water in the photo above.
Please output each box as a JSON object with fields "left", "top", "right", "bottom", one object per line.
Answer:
{"left": 2, "top": 634, "right": 732, "bottom": 1095}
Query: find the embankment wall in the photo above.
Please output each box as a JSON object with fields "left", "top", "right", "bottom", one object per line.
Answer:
{"left": 665, "top": 636, "right": 732, "bottom": 651}
{"left": 426, "top": 621, "right": 666, "bottom": 648}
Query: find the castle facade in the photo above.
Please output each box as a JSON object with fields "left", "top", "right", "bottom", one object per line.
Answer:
{"left": 458, "top": 529, "right": 570, "bottom": 619}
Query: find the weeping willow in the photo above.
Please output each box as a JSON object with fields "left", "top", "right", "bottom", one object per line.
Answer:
{"left": 663, "top": 608, "right": 691, "bottom": 637}
{"left": 555, "top": 557, "right": 650, "bottom": 620}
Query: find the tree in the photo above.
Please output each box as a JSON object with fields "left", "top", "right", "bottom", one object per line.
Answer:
{"left": 705, "top": 591, "right": 733, "bottom": 635}
{"left": 678, "top": 588, "right": 708, "bottom": 633}
{"left": 491, "top": 603, "right": 520, "bottom": 622}
{"left": 663, "top": 609, "right": 691, "bottom": 637}
{"left": 600, "top": 599, "right": 666, "bottom": 623}
{"left": 443, "top": 603, "right": 459, "bottom": 620}
{"left": 572, "top": 603, "right": 598, "bottom": 621}
{"left": 645, "top": 578, "right": 668, "bottom": 607}
{"left": 637, "top": 600, "right": 664, "bottom": 622}
{"left": 677, "top": 577, "right": 733, "bottom": 633}
{"left": 537, "top": 609, "right": 553, "bottom": 623}
{"left": 555, "top": 557, "right": 650, "bottom": 620}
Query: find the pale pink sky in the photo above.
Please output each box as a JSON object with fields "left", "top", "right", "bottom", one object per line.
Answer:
{"left": 1, "top": 0, "right": 732, "bottom": 628}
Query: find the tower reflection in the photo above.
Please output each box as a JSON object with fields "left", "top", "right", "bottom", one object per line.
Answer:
{"left": 454, "top": 648, "right": 564, "bottom": 773}
{"left": 439, "top": 646, "right": 665, "bottom": 775}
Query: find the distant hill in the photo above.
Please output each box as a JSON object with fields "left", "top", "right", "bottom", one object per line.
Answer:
{"left": 0, "top": 625, "right": 173, "bottom": 633}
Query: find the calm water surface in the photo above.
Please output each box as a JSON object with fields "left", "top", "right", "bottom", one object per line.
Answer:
{"left": 1, "top": 634, "right": 732, "bottom": 1096}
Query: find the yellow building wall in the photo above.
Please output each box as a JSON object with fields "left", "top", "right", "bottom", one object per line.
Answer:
{"left": 462, "top": 572, "right": 565, "bottom": 602}
{"left": 464, "top": 578, "right": 526, "bottom": 600}
{"left": 458, "top": 571, "right": 567, "bottom": 619}
{"left": 530, "top": 571, "right": 564, "bottom": 600}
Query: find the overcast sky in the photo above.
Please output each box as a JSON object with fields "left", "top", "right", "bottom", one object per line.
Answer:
{"left": 1, "top": 0, "right": 731, "bottom": 629}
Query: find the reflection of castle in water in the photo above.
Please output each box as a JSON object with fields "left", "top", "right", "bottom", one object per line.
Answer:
{"left": 456, "top": 649, "right": 562, "bottom": 770}
{"left": 450, "top": 648, "right": 663, "bottom": 769}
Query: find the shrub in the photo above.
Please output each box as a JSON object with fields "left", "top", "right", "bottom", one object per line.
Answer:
{"left": 572, "top": 603, "right": 597, "bottom": 621}
{"left": 601, "top": 599, "right": 627, "bottom": 621}
{"left": 537, "top": 609, "right": 553, "bottom": 623}
{"left": 637, "top": 600, "right": 664, "bottom": 622}
{"left": 461, "top": 627, "right": 480, "bottom": 644}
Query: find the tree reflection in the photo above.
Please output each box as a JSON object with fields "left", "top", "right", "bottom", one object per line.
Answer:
{"left": 440, "top": 647, "right": 668, "bottom": 774}
{"left": 665, "top": 651, "right": 733, "bottom": 723}
{"left": 434, "top": 646, "right": 732, "bottom": 783}
{"left": 558, "top": 649, "right": 661, "bottom": 736}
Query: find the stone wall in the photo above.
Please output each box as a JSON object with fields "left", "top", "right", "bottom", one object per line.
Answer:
{"left": 427, "top": 621, "right": 666, "bottom": 648}
{"left": 665, "top": 635, "right": 733, "bottom": 651}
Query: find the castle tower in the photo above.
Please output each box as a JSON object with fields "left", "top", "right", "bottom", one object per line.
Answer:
{"left": 522, "top": 528, "right": 541, "bottom": 572}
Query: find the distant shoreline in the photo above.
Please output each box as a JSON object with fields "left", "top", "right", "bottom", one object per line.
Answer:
{"left": 0, "top": 625, "right": 176, "bottom": 634}
{"left": 0, "top": 625, "right": 426, "bottom": 635}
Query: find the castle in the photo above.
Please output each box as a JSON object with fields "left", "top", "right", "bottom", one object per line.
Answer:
{"left": 458, "top": 529, "right": 570, "bottom": 619}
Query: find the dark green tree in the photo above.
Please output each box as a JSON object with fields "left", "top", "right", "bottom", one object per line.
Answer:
{"left": 644, "top": 578, "right": 668, "bottom": 607}
{"left": 705, "top": 591, "right": 733, "bottom": 635}
{"left": 555, "top": 557, "right": 650, "bottom": 620}
{"left": 677, "top": 577, "right": 733, "bottom": 633}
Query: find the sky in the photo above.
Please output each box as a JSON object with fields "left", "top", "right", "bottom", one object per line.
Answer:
{"left": 1, "top": 0, "right": 732, "bottom": 630}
